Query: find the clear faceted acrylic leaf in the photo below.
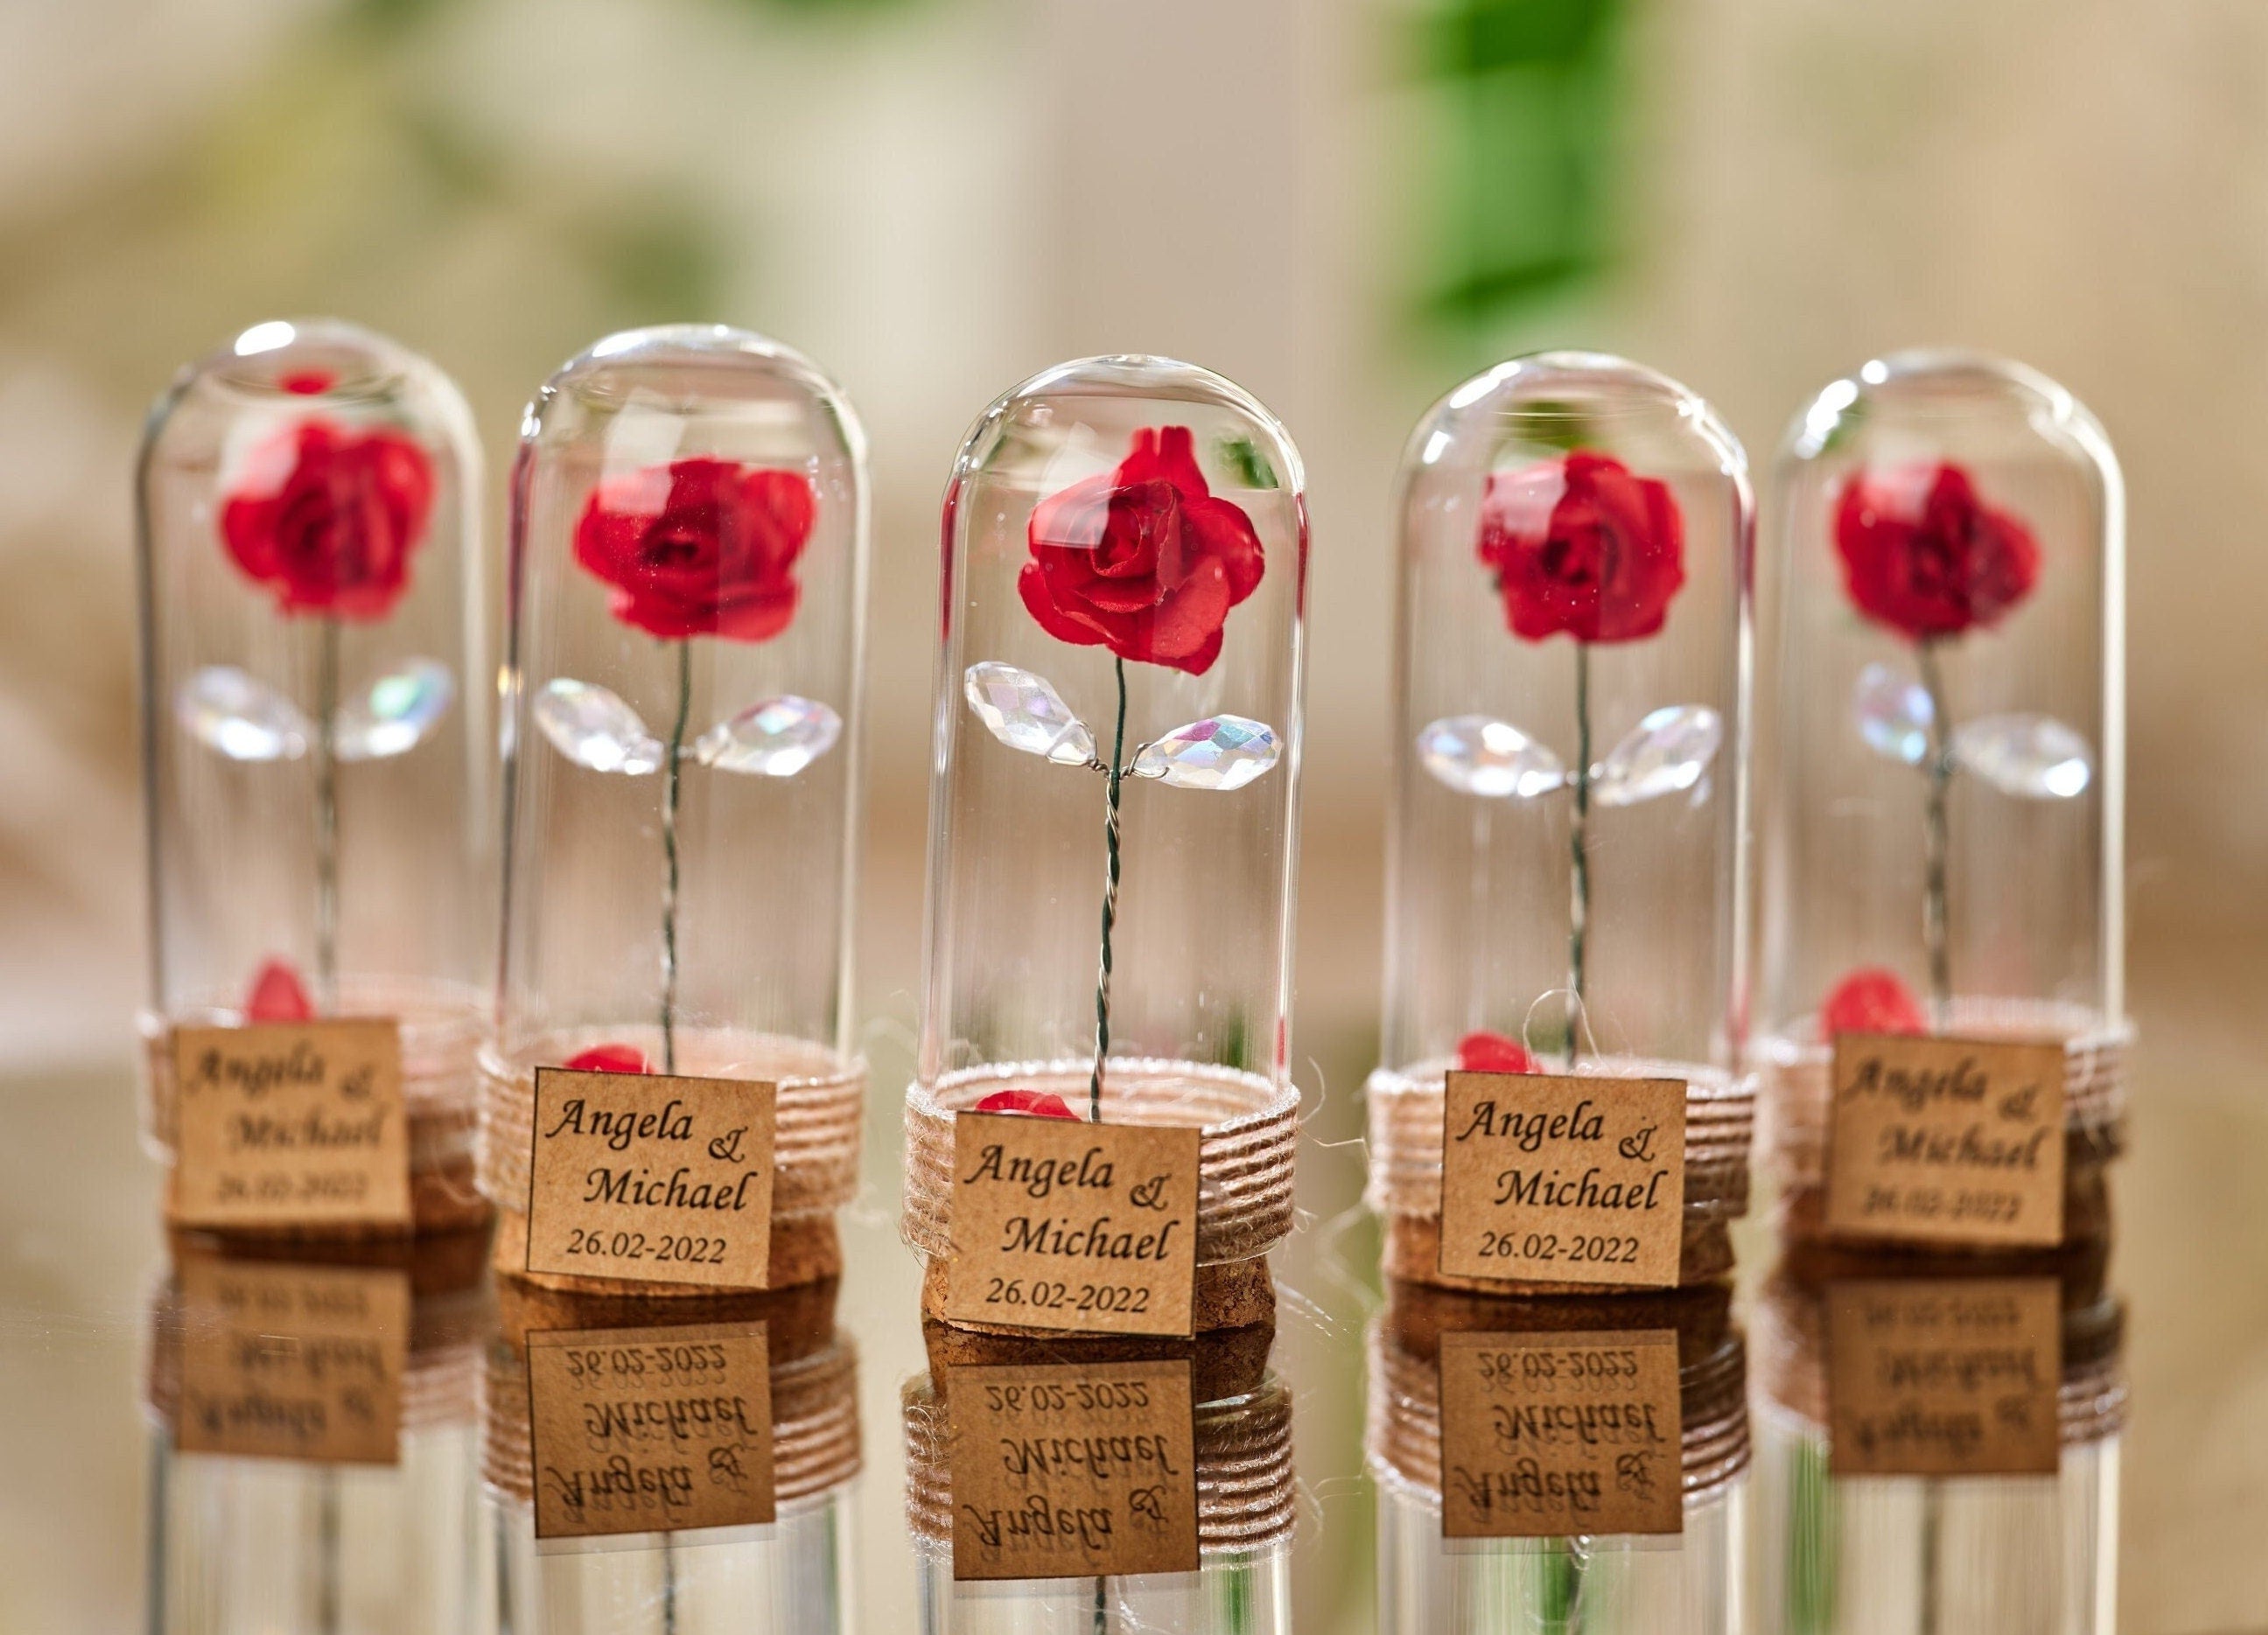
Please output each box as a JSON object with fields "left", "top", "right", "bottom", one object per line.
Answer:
{"left": 1131, "top": 716, "right": 1280, "bottom": 791}
{"left": 963, "top": 661, "right": 1096, "bottom": 765}
{"left": 696, "top": 695, "right": 842, "bottom": 777}
{"left": 335, "top": 659, "right": 454, "bottom": 762}
{"left": 1852, "top": 661, "right": 1934, "bottom": 766}
{"left": 532, "top": 678, "right": 662, "bottom": 775}
{"left": 1416, "top": 715, "right": 1567, "bottom": 799}
{"left": 177, "top": 667, "right": 312, "bottom": 762}
{"left": 1592, "top": 704, "right": 1722, "bottom": 807}
{"left": 1952, "top": 713, "right": 2093, "bottom": 798}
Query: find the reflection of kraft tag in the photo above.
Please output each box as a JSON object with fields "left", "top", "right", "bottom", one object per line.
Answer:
{"left": 1438, "top": 1072, "right": 1687, "bottom": 1289}
{"left": 1824, "top": 1034, "right": 2066, "bottom": 1248}
{"left": 1437, "top": 1329, "right": 1684, "bottom": 1538}
{"left": 1826, "top": 1278, "right": 2062, "bottom": 1478}
{"left": 525, "top": 1068, "right": 777, "bottom": 1289}
{"left": 170, "top": 1019, "right": 410, "bottom": 1232}
{"left": 173, "top": 1256, "right": 408, "bottom": 1465}
{"left": 948, "top": 1359, "right": 1199, "bottom": 1580}
{"left": 526, "top": 1322, "right": 775, "bottom": 1540}
{"left": 946, "top": 1114, "right": 1199, "bottom": 1337}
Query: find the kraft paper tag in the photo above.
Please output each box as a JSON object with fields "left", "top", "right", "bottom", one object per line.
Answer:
{"left": 1824, "top": 1034, "right": 2066, "bottom": 1248}
{"left": 170, "top": 1020, "right": 410, "bottom": 1232}
{"left": 526, "top": 1322, "right": 775, "bottom": 1540}
{"left": 1438, "top": 1072, "right": 1687, "bottom": 1289}
{"left": 946, "top": 1114, "right": 1199, "bottom": 1338}
{"left": 1437, "top": 1330, "right": 1684, "bottom": 1538}
{"left": 173, "top": 1256, "right": 408, "bottom": 1464}
{"left": 526, "top": 1068, "right": 777, "bottom": 1289}
{"left": 948, "top": 1359, "right": 1200, "bottom": 1581}
{"left": 1826, "top": 1278, "right": 2062, "bottom": 1478}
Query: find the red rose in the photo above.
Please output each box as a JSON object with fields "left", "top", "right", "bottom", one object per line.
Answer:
{"left": 1477, "top": 450, "right": 1685, "bottom": 644}
{"left": 1454, "top": 1030, "right": 1538, "bottom": 1074}
{"left": 1834, "top": 462, "right": 2040, "bottom": 640}
{"left": 219, "top": 418, "right": 436, "bottom": 621}
{"left": 1819, "top": 968, "right": 1927, "bottom": 1038}
{"left": 564, "top": 1044, "right": 653, "bottom": 1074}
{"left": 574, "top": 458, "right": 816, "bottom": 643}
{"left": 974, "top": 1088, "right": 1080, "bottom": 1120}
{"left": 1019, "top": 426, "right": 1264, "bottom": 675}
{"left": 245, "top": 959, "right": 314, "bottom": 1022}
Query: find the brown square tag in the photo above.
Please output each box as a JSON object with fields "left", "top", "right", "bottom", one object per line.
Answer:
{"left": 945, "top": 1114, "right": 1200, "bottom": 1337}
{"left": 1826, "top": 1278, "right": 2062, "bottom": 1478}
{"left": 526, "top": 1068, "right": 776, "bottom": 1289}
{"left": 1438, "top": 1072, "right": 1687, "bottom": 1288}
{"left": 1437, "top": 1330, "right": 1684, "bottom": 1538}
{"left": 526, "top": 1322, "right": 775, "bottom": 1540}
{"left": 170, "top": 1020, "right": 410, "bottom": 1232}
{"left": 1824, "top": 1033, "right": 2066, "bottom": 1248}
{"left": 948, "top": 1359, "right": 1200, "bottom": 1580}
{"left": 173, "top": 1256, "right": 409, "bottom": 1464}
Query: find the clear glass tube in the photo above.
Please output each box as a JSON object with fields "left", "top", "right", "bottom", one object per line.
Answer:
{"left": 1366, "top": 351, "right": 1755, "bottom": 1288}
{"left": 136, "top": 318, "right": 488, "bottom": 1223}
{"left": 1757, "top": 352, "right": 2128, "bottom": 1236}
{"left": 482, "top": 325, "right": 870, "bottom": 1247}
{"left": 906, "top": 355, "right": 1307, "bottom": 1308}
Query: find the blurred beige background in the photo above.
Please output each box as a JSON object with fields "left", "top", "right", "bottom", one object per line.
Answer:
{"left": 0, "top": 2, "right": 2264, "bottom": 1628}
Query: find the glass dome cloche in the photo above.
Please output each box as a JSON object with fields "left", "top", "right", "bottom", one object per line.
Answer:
{"left": 481, "top": 324, "right": 871, "bottom": 1293}
{"left": 902, "top": 355, "right": 1306, "bottom": 1336}
{"left": 1756, "top": 351, "right": 2127, "bottom": 1249}
{"left": 1364, "top": 351, "right": 1757, "bottom": 1294}
{"left": 136, "top": 318, "right": 489, "bottom": 1235}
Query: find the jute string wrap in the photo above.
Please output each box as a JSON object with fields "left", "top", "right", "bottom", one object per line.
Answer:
{"left": 1758, "top": 998, "right": 2132, "bottom": 1191}
{"left": 1363, "top": 1056, "right": 1757, "bottom": 1235}
{"left": 902, "top": 1058, "right": 1300, "bottom": 1268}
{"left": 142, "top": 975, "right": 489, "bottom": 1233}
{"left": 474, "top": 1027, "right": 865, "bottom": 1219}
{"left": 901, "top": 1373, "right": 1298, "bottom": 1555}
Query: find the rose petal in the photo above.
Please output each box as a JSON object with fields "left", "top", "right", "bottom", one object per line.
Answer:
{"left": 245, "top": 959, "right": 315, "bottom": 1023}
{"left": 1820, "top": 968, "right": 1928, "bottom": 1038}
{"left": 1454, "top": 1030, "right": 1537, "bottom": 1074}
{"left": 564, "top": 1045, "right": 654, "bottom": 1074}
{"left": 974, "top": 1088, "right": 1081, "bottom": 1120}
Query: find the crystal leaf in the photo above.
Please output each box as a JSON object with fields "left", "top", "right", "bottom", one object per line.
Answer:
{"left": 1417, "top": 715, "right": 1567, "bottom": 799}
{"left": 963, "top": 661, "right": 1096, "bottom": 765}
{"left": 335, "top": 659, "right": 453, "bottom": 762}
{"left": 177, "top": 667, "right": 312, "bottom": 762}
{"left": 1853, "top": 662, "right": 1935, "bottom": 766}
{"left": 1953, "top": 714, "right": 2093, "bottom": 799}
{"left": 533, "top": 679, "right": 661, "bottom": 775}
{"left": 1592, "top": 705, "right": 1722, "bottom": 807}
{"left": 1131, "top": 716, "right": 1280, "bottom": 791}
{"left": 696, "top": 695, "right": 842, "bottom": 777}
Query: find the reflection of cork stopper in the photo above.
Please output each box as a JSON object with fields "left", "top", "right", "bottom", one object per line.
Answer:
{"left": 902, "top": 1363, "right": 1297, "bottom": 1556}
{"left": 1366, "top": 1278, "right": 1751, "bottom": 1506}
{"left": 902, "top": 1059, "right": 1298, "bottom": 1337}
{"left": 1365, "top": 1059, "right": 1754, "bottom": 1295}
{"left": 1753, "top": 1242, "right": 2126, "bottom": 1449}
{"left": 1759, "top": 1001, "right": 2128, "bottom": 1252}
{"left": 481, "top": 1275, "right": 861, "bottom": 1510}
{"left": 918, "top": 1316, "right": 1278, "bottom": 1408}
{"left": 146, "top": 1227, "right": 494, "bottom": 1437}
{"left": 141, "top": 982, "right": 494, "bottom": 1239}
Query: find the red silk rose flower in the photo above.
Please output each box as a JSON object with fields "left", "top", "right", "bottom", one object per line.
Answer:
{"left": 1454, "top": 1030, "right": 1537, "bottom": 1074}
{"left": 574, "top": 458, "right": 817, "bottom": 643}
{"left": 219, "top": 418, "right": 436, "bottom": 621}
{"left": 1834, "top": 462, "right": 2040, "bottom": 641}
{"left": 975, "top": 1088, "right": 1080, "bottom": 1120}
{"left": 1019, "top": 426, "right": 1265, "bottom": 676}
{"left": 1477, "top": 450, "right": 1685, "bottom": 644}
{"left": 245, "top": 959, "right": 315, "bottom": 1023}
{"left": 564, "top": 1044, "right": 654, "bottom": 1074}
{"left": 1819, "top": 968, "right": 1927, "bottom": 1038}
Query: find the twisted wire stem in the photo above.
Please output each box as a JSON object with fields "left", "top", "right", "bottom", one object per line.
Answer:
{"left": 660, "top": 639, "right": 693, "bottom": 1074}
{"left": 1089, "top": 658, "right": 1129, "bottom": 1122}
{"left": 1916, "top": 639, "right": 1954, "bottom": 1027}
{"left": 314, "top": 616, "right": 341, "bottom": 1013}
{"left": 1566, "top": 641, "right": 1592, "bottom": 1066}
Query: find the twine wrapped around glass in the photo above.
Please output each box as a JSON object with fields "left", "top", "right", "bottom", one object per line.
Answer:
{"left": 481, "top": 325, "right": 872, "bottom": 1293}
{"left": 136, "top": 319, "right": 490, "bottom": 1238}
{"left": 904, "top": 357, "right": 1308, "bottom": 1335}
{"left": 1365, "top": 353, "right": 1756, "bottom": 1293}
{"left": 1757, "top": 353, "right": 2129, "bottom": 1250}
